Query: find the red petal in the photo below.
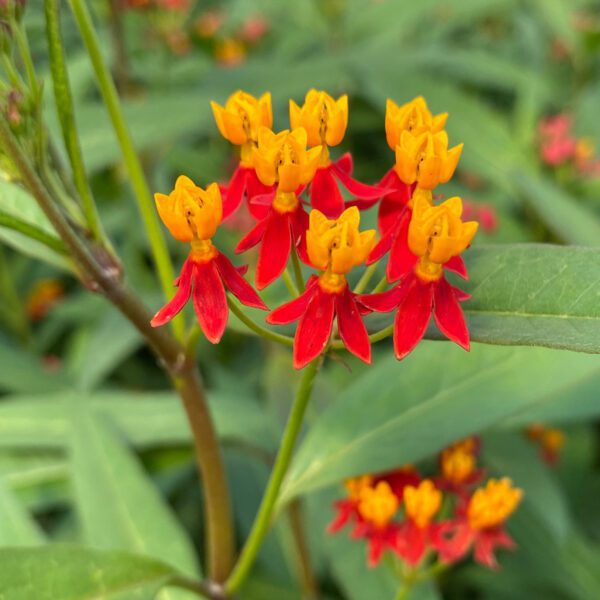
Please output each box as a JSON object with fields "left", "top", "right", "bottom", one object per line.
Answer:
{"left": 266, "top": 279, "right": 318, "bottom": 325}
{"left": 336, "top": 288, "right": 371, "bottom": 364}
{"left": 326, "top": 499, "right": 357, "bottom": 534}
{"left": 433, "top": 277, "right": 470, "bottom": 350}
{"left": 332, "top": 163, "right": 386, "bottom": 200}
{"left": 310, "top": 165, "right": 345, "bottom": 218}
{"left": 246, "top": 171, "right": 274, "bottom": 219}
{"left": 235, "top": 217, "right": 268, "bottom": 253}
{"left": 293, "top": 287, "right": 335, "bottom": 369}
{"left": 151, "top": 258, "right": 194, "bottom": 327}
{"left": 192, "top": 261, "right": 228, "bottom": 344}
{"left": 430, "top": 520, "right": 473, "bottom": 563}
{"left": 387, "top": 214, "right": 417, "bottom": 282}
{"left": 367, "top": 537, "right": 386, "bottom": 568}
{"left": 451, "top": 285, "right": 471, "bottom": 302}
{"left": 397, "top": 521, "right": 427, "bottom": 566}
{"left": 334, "top": 152, "right": 353, "bottom": 175}
{"left": 366, "top": 225, "right": 394, "bottom": 265}
{"left": 358, "top": 277, "right": 412, "bottom": 313}
{"left": 291, "top": 206, "right": 310, "bottom": 264}
{"left": 445, "top": 255, "right": 469, "bottom": 280}
{"left": 393, "top": 278, "right": 434, "bottom": 360}
{"left": 377, "top": 173, "right": 412, "bottom": 234}
{"left": 256, "top": 213, "right": 292, "bottom": 290}
{"left": 215, "top": 253, "right": 268, "bottom": 310}
{"left": 222, "top": 166, "right": 247, "bottom": 220}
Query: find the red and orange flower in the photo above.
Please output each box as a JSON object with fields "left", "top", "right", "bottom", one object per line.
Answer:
{"left": 151, "top": 176, "right": 267, "bottom": 342}
{"left": 359, "top": 193, "right": 478, "bottom": 360}
{"left": 267, "top": 207, "right": 375, "bottom": 369}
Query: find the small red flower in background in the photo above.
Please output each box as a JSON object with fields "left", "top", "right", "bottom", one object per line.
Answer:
{"left": 539, "top": 114, "right": 577, "bottom": 166}
{"left": 396, "top": 480, "right": 443, "bottom": 566}
{"left": 526, "top": 423, "right": 565, "bottom": 465}
{"left": 433, "top": 478, "right": 522, "bottom": 569}
{"left": 436, "top": 437, "right": 485, "bottom": 497}
{"left": 267, "top": 207, "right": 375, "bottom": 368}
{"left": 462, "top": 200, "right": 498, "bottom": 234}
{"left": 290, "top": 90, "right": 384, "bottom": 218}
{"left": 359, "top": 193, "right": 478, "bottom": 360}
{"left": 25, "top": 279, "right": 64, "bottom": 321}
{"left": 150, "top": 176, "right": 267, "bottom": 342}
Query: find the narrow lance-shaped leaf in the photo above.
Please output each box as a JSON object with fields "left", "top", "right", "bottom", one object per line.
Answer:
{"left": 280, "top": 343, "right": 600, "bottom": 502}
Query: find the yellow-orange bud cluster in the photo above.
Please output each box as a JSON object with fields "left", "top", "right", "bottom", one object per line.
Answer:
{"left": 467, "top": 478, "right": 523, "bottom": 531}
{"left": 441, "top": 438, "right": 478, "bottom": 485}
{"left": 403, "top": 480, "right": 442, "bottom": 529}
{"left": 154, "top": 176, "right": 222, "bottom": 243}
{"left": 290, "top": 89, "right": 348, "bottom": 149}
{"left": 307, "top": 207, "right": 376, "bottom": 282}
{"left": 210, "top": 91, "right": 272, "bottom": 147}
{"left": 357, "top": 481, "right": 399, "bottom": 529}
{"left": 252, "top": 127, "right": 322, "bottom": 193}
{"left": 408, "top": 194, "right": 478, "bottom": 281}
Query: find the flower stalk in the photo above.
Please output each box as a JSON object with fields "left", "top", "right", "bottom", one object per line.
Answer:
{"left": 226, "top": 357, "right": 322, "bottom": 594}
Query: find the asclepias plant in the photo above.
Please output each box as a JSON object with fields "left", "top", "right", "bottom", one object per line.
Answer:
{"left": 0, "top": 2, "right": 598, "bottom": 600}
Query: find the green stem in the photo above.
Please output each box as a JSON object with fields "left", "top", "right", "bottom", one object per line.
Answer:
{"left": 394, "top": 581, "right": 412, "bottom": 600}
{"left": 282, "top": 269, "right": 299, "bottom": 297}
{"left": 372, "top": 274, "right": 388, "bottom": 293}
{"left": 353, "top": 263, "right": 378, "bottom": 294}
{"left": 228, "top": 296, "right": 294, "bottom": 346}
{"left": 288, "top": 499, "right": 319, "bottom": 599}
{"left": 331, "top": 324, "right": 394, "bottom": 349}
{"left": 45, "top": 0, "right": 104, "bottom": 244}
{"left": 67, "top": 0, "right": 183, "bottom": 340}
{"left": 0, "top": 245, "right": 31, "bottom": 344}
{"left": 291, "top": 247, "right": 305, "bottom": 292}
{"left": 226, "top": 358, "right": 322, "bottom": 594}
{"left": 13, "top": 24, "right": 38, "bottom": 99}
{"left": 0, "top": 119, "right": 234, "bottom": 584}
{"left": 0, "top": 211, "right": 67, "bottom": 254}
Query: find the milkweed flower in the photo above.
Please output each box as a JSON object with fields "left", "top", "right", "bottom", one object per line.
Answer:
{"left": 396, "top": 480, "right": 443, "bottom": 566}
{"left": 211, "top": 91, "right": 274, "bottom": 219}
{"left": 359, "top": 195, "right": 478, "bottom": 360}
{"left": 267, "top": 207, "right": 375, "bottom": 368}
{"left": 327, "top": 475, "right": 374, "bottom": 534}
{"left": 151, "top": 176, "right": 267, "bottom": 342}
{"left": 436, "top": 437, "right": 484, "bottom": 496}
{"left": 363, "top": 98, "right": 464, "bottom": 282}
{"left": 351, "top": 481, "right": 402, "bottom": 567}
{"left": 290, "top": 89, "right": 384, "bottom": 217}
{"left": 526, "top": 423, "right": 565, "bottom": 465}
{"left": 236, "top": 127, "right": 322, "bottom": 289}
{"left": 433, "top": 478, "right": 522, "bottom": 568}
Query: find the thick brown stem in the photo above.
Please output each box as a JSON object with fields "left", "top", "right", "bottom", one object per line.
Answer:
{"left": 288, "top": 499, "right": 319, "bottom": 600}
{"left": 0, "top": 119, "right": 234, "bottom": 583}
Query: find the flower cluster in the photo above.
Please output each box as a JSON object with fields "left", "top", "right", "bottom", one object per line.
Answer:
{"left": 151, "top": 91, "right": 480, "bottom": 368}
{"left": 328, "top": 437, "right": 522, "bottom": 570}
{"left": 539, "top": 113, "right": 600, "bottom": 176}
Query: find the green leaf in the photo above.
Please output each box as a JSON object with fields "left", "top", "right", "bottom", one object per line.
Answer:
{"left": 0, "top": 478, "right": 45, "bottom": 546}
{"left": 0, "top": 337, "right": 69, "bottom": 394}
{"left": 70, "top": 407, "right": 200, "bottom": 598}
{"left": 0, "top": 545, "right": 178, "bottom": 600}
{"left": 0, "top": 390, "right": 275, "bottom": 450}
{"left": 66, "top": 311, "right": 142, "bottom": 391}
{"left": 0, "top": 180, "right": 70, "bottom": 270}
{"left": 280, "top": 343, "right": 600, "bottom": 501}
{"left": 514, "top": 173, "right": 600, "bottom": 246}
{"left": 459, "top": 244, "right": 600, "bottom": 354}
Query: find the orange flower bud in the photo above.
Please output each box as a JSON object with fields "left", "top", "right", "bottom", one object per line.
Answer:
{"left": 252, "top": 127, "right": 322, "bottom": 192}
{"left": 394, "top": 130, "right": 463, "bottom": 190}
{"left": 386, "top": 96, "right": 448, "bottom": 151}
{"left": 289, "top": 89, "right": 348, "bottom": 148}
{"left": 403, "top": 480, "right": 442, "bottom": 529}
{"left": 210, "top": 90, "right": 272, "bottom": 146}
{"left": 467, "top": 478, "right": 522, "bottom": 530}
{"left": 357, "top": 481, "right": 399, "bottom": 529}
{"left": 307, "top": 207, "right": 376, "bottom": 276}
{"left": 154, "top": 176, "right": 222, "bottom": 242}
